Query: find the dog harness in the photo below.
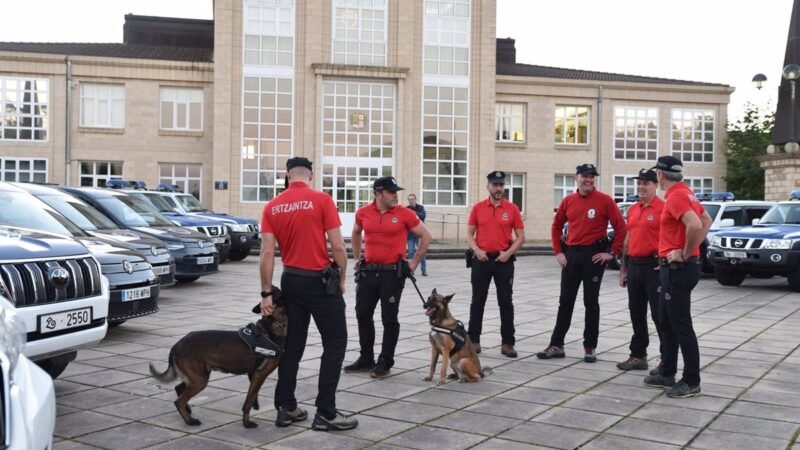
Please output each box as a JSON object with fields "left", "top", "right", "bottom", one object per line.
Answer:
{"left": 430, "top": 321, "right": 468, "bottom": 357}
{"left": 238, "top": 323, "right": 282, "bottom": 359}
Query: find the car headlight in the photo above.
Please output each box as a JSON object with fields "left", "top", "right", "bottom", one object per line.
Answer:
{"left": 710, "top": 235, "right": 722, "bottom": 246}
{"left": 230, "top": 224, "right": 250, "bottom": 233}
{"left": 0, "top": 297, "right": 26, "bottom": 380}
{"left": 166, "top": 243, "right": 185, "bottom": 250}
{"left": 762, "top": 239, "right": 793, "bottom": 250}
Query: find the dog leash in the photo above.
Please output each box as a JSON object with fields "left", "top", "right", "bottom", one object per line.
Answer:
{"left": 406, "top": 270, "right": 427, "bottom": 309}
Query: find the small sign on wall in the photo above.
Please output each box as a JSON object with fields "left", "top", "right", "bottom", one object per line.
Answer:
{"left": 214, "top": 181, "right": 229, "bottom": 190}
{"left": 351, "top": 112, "right": 366, "bottom": 129}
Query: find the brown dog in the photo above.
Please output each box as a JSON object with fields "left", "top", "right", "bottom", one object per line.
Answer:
{"left": 149, "top": 289, "right": 287, "bottom": 428}
{"left": 423, "top": 289, "right": 492, "bottom": 384}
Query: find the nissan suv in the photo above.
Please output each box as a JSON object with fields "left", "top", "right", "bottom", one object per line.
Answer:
{"left": 701, "top": 198, "right": 774, "bottom": 273}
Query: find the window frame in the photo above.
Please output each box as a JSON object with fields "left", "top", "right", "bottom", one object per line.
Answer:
{"left": 159, "top": 163, "right": 203, "bottom": 201}
{"left": 495, "top": 103, "right": 525, "bottom": 143}
{"left": 0, "top": 157, "right": 47, "bottom": 183}
{"left": 553, "top": 173, "right": 577, "bottom": 211}
{"left": 671, "top": 108, "right": 715, "bottom": 164}
{"left": 502, "top": 172, "right": 526, "bottom": 213}
{"left": 683, "top": 177, "right": 713, "bottom": 194}
{"left": 554, "top": 105, "right": 591, "bottom": 145}
{"left": 244, "top": 0, "right": 295, "bottom": 68}
{"left": 159, "top": 87, "right": 204, "bottom": 132}
{"left": 613, "top": 106, "right": 658, "bottom": 161}
{"left": 79, "top": 83, "right": 125, "bottom": 129}
{"left": 331, "top": 0, "right": 388, "bottom": 66}
{"left": 79, "top": 161, "right": 123, "bottom": 188}
{"left": 612, "top": 174, "right": 638, "bottom": 203}
{"left": 0, "top": 76, "right": 49, "bottom": 142}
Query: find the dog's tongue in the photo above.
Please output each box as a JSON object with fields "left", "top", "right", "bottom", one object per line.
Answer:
{"left": 424, "top": 307, "right": 434, "bottom": 316}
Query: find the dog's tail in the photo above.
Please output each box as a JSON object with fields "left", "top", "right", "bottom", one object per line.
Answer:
{"left": 149, "top": 350, "right": 178, "bottom": 382}
{"left": 480, "top": 366, "right": 493, "bottom": 379}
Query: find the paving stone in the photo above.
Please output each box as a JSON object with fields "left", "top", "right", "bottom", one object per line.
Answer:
{"left": 498, "top": 422, "right": 597, "bottom": 449}
{"left": 497, "top": 386, "right": 574, "bottom": 405}
{"left": 606, "top": 417, "right": 699, "bottom": 447}
{"left": 650, "top": 393, "right": 732, "bottom": 412}
{"left": 143, "top": 435, "right": 247, "bottom": 450}
{"left": 382, "top": 425, "right": 486, "bottom": 450}
{"left": 268, "top": 430, "right": 372, "bottom": 450}
{"left": 93, "top": 397, "right": 178, "bottom": 421}
{"left": 581, "top": 434, "right": 681, "bottom": 450}
{"left": 532, "top": 406, "right": 622, "bottom": 432}
{"left": 464, "top": 397, "right": 550, "bottom": 420}
{"left": 52, "top": 440, "right": 104, "bottom": 449}
{"left": 364, "top": 400, "right": 453, "bottom": 423}
{"left": 57, "top": 388, "right": 137, "bottom": 411}
{"left": 428, "top": 410, "right": 523, "bottom": 435}
{"left": 688, "top": 429, "right": 790, "bottom": 450}
{"left": 64, "top": 369, "right": 145, "bottom": 388}
{"left": 561, "top": 394, "right": 642, "bottom": 416}
{"left": 468, "top": 438, "right": 551, "bottom": 450}
{"left": 402, "top": 387, "right": 486, "bottom": 409}
{"left": 197, "top": 419, "right": 303, "bottom": 447}
{"left": 708, "top": 413, "right": 800, "bottom": 441}
{"left": 724, "top": 400, "right": 800, "bottom": 423}
{"left": 140, "top": 408, "right": 241, "bottom": 433}
{"left": 334, "top": 414, "right": 419, "bottom": 441}
{"left": 632, "top": 402, "right": 718, "bottom": 427}
{"left": 54, "top": 410, "right": 131, "bottom": 438}
{"left": 74, "top": 422, "right": 185, "bottom": 450}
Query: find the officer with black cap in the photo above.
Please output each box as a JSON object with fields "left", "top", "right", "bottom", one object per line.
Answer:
{"left": 260, "top": 156, "right": 357, "bottom": 431}
{"left": 344, "top": 176, "right": 432, "bottom": 378}
{"left": 643, "top": 155, "right": 712, "bottom": 398}
{"left": 539, "top": 163, "right": 626, "bottom": 363}
{"left": 466, "top": 170, "right": 525, "bottom": 357}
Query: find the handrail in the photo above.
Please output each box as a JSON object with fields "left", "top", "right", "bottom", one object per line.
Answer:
{"left": 424, "top": 211, "right": 467, "bottom": 243}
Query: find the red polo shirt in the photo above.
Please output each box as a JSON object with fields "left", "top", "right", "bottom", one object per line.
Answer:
{"left": 261, "top": 181, "right": 341, "bottom": 271}
{"left": 626, "top": 196, "right": 664, "bottom": 257}
{"left": 468, "top": 198, "right": 524, "bottom": 253}
{"left": 356, "top": 202, "right": 420, "bottom": 264}
{"left": 659, "top": 182, "right": 705, "bottom": 258}
{"left": 551, "top": 189, "right": 627, "bottom": 254}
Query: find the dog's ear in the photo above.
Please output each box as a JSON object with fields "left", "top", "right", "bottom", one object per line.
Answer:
{"left": 251, "top": 303, "right": 262, "bottom": 314}
{"left": 272, "top": 285, "right": 285, "bottom": 307}
{"left": 431, "top": 288, "right": 438, "bottom": 296}
{"left": 444, "top": 294, "right": 455, "bottom": 304}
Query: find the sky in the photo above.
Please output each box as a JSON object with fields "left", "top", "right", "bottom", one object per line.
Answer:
{"left": 0, "top": 0, "right": 793, "bottom": 122}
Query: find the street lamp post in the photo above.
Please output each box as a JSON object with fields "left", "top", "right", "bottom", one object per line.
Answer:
{"left": 783, "top": 64, "right": 800, "bottom": 153}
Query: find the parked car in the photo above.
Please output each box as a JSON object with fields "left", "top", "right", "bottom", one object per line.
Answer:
{"left": 707, "top": 199, "right": 800, "bottom": 291}
{"left": 156, "top": 186, "right": 260, "bottom": 261}
{"left": 0, "top": 183, "right": 160, "bottom": 326}
{"left": 700, "top": 195, "right": 774, "bottom": 273}
{"left": 1, "top": 295, "right": 56, "bottom": 449}
{"left": 60, "top": 187, "right": 219, "bottom": 283}
{"left": 116, "top": 185, "right": 232, "bottom": 262}
{"left": 15, "top": 182, "right": 176, "bottom": 287}
{"left": 0, "top": 224, "right": 109, "bottom": 378}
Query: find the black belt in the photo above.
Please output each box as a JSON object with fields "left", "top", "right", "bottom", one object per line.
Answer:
{"left": 627, "top": 256, "right": 658, "bottom": 265}
{"left": 363, "top": 263, "right": 397, "bottom": 271}
{"left": 568, "top": 244, "right": 603, "bottom": 252}
{"left": 658, "top": 257, "right": 698, "bottom": 267}
{"left": 284, "top": 266, "right": 324, "bottom": 277}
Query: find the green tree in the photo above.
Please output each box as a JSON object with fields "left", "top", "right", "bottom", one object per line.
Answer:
{"left": 725, "top": 104, "right": 775, "bottom": 200}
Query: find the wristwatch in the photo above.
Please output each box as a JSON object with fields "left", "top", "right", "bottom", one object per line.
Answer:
{"left": 260, "top": 290, "right": 272, "bottom": 299}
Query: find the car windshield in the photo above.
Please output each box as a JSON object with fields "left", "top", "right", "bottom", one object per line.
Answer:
{"left": 37, "top": 194, "right": 120, "bottom": 231}
{"left": 176, "top": 194, "right": 208, "bottom": 213}
{"left": 0, "top": 190, "right": 87, "bottom": 237}
{"left": 758, "top": 204, "right": 800, "bottom": 225}
{"left": 703, "top": 204, "right": 721, "bottom": 221}
{"left": 137, "top": 192, "right": 174, "bottom": 213}
{"left": 97, "top": 195, "right": 174, "bottom": 227}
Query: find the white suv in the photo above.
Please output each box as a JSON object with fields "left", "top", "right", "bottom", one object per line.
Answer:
{"left": 700, "top": 199, "right": 775, "bottom": 272}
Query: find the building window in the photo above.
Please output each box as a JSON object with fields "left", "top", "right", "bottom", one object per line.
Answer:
{"left": 502, "top": 172, "right": 525, "bottom": 213}
{"left": 614, "top": 106, "right": 657, "bottom": 160}
{"left": 332, "top": 0, "right": 387, "bottom": 66}
{"left": 553, "top": 174, "right": 576, "bottom": 211}
{"left": 613, "top": 175, "right": 637, "bottom": 203}
{"left": 80, "top": 161, "right": 122, "bottom": 188}
{"left": 0, "top": 77, "right": 48, "bottom": 141}
{"left": 0, "top": 158, "right": 47, "bottom": 182}
{"left": 684, "top": 177, "right": 713, "bottom": 194}
{"left": 422, "top": 86, "right": 468, "bottom": 206}
{"left": 672, "top": 109, "right": 714, "bottom": 163}
{"left": 244, "top": 0, "right": 294, "bottom": 67}
{"left": 241, "top": 77, "right": 294, "bottom": 203}
{"left": 160, "top": 87, "right": 203, "bottom": 131}
{"left": 496, "top": 103, "right": 524, "bottom": 142}
{"left": 159, "top": 163, "right": 202, "bottom": 201}
{"left": 80, "top": 83, "right": 124, "bottom": 128}
{"left": 555, "top": 105, "right": 590, "bottom": 145}
{"left": 423, "top": 0, "right": 470, "bottom": 76}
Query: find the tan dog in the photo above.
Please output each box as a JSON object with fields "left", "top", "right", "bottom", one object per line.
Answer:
{"left": 423, "top": 289, "right": 492, "bottom": 384}
{"left": 149, "top": 290, "right": 287, "bottom": 428}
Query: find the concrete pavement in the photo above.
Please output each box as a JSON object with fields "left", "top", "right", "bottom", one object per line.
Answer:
{"left": 53, "top": 256, "right": 800, "bottom": 449}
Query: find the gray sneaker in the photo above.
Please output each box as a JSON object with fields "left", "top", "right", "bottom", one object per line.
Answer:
{"left": 536, "top": 345, "right": 565, "bottom": 359}
{"left": 665, "top": 380, "right": 701, "bottom": 398}
{"left": 643, "top": 373, "right": 675, "bottom": 389}
{"left": 617, "top": 356, "right": 648, "bottom": 370}
{"left": 311, "top": 411, "right": 358, "bottom": 431}
{"left": 649, "top": 361, "right": 663, "bottom": 376}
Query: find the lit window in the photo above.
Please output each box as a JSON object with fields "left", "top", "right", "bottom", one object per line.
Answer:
{"left": 332, "top": 0, "right": 386, "bottom": 66}
{"left": 502, "top": 172, "right": 526, "bottom": 212}
{"left": 80, "top": 161, "right": 123, "bottom": 188}
{"left": 0, "top": 77, "right": 48, "bottom": 141}
{"left": 614, "top": 106, "right": 658, "bottom": 160}
{"left": 555, "top": 105, "right": 590, "bottom": 145}
{"left": 613, "top": 175, "right": 637, "bottom": 203}
{"left": 0, "top": 158, "right": 47, "bottom": 183}
{"left": 422, "top": 86, "right": 468, "bottom": 206}
{"left": 159, "top": 163, "right": 203, "bottom": 201}
{"left": 684, "top": 177, "right": 713, "bottom": 194}
{"left": 553, "top": 174, "right": 576, "bottom": 211}
{"left": 672, "top": 109, "right": 714, "bottom": 163}
{"left": 244, "top": 0, "right": 295, "bottom": 67}
{"left": 496, "top": 104, "right": 525, "bottom": 142}
{"left": 80, "top": 84, "right": 125, "bottom": 128}
{"left": 160, "top": 88, "right": 203, "bottom": 131}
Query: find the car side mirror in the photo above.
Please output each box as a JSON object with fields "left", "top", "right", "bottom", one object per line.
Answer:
{"left": 751, "top": 218, "right": 760, "bottom": 225}
{"left": 719, "top": 218, "right": 735, "bottom": 228}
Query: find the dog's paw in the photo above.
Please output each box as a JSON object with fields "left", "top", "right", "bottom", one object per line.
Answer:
{"left": 436, "top": 379, "right": 446, "bottom": 385}
{"left": 185, "top": 418, "right": 202, "bottom": 426}
{"left": 243, "top": 420, "right": 258, "bottom": 429}
{"left": 423, "top": 376, "right": 432, "bottom": 381}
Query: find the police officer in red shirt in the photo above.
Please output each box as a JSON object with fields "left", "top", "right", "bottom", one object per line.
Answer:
{"left": 538, "top": 163, "right": 626, "bottom": 362}
{"left": 466, "top": 171, "right": 525, "bottom": 358}
{"left": 344, "top": 176, "right": 432, "bottom": 378}
{"left": 643, "top": 156, "right": 711, "bottom": 398}
{"left": 260, "top": 157, "right": 357, "bottom": 431}
{"left": 617, "top": 168, "right": 665, "bottom": 371}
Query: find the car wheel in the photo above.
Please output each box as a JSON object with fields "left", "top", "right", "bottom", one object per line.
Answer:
{"left": 714, "top": 266, "right": 746, "bottom": 287}
{"left": 36, "top": 354, "right": 75, "bottom": 379}
{"left": 176, "top": 276, "right": 200, "bottom": 283}
{"left": 227, "top": 248, "right": 250, "bottom": 261}
{"left": 787, "top": 270, "right": 800, "bottom": 292}
{"left": 109, "top": 319, "right": 127, "bottom": 328}
{"left": 750, "top": 273, "right": 774, "bottom": 279}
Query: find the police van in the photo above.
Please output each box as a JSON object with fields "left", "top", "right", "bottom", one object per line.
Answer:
{"left": 707, "top": 193, "right": 798, "bottom": 290}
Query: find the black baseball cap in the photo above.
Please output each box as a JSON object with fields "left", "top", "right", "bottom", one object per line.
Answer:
{"left": 653, "top": 155, "right": 683, "bottom": 173}
{"left": 286, "top": 157, "right": 313, "bottom": 171}
{"left": 487, "top": 170, "right": 506, "bottom": 183}
{"left": 634, "top": 168, "right": 658, "bottom": 183}
{"left": 576, "top": 163, "right": 599, "bottom": 176}
{"left": 373, "top": 176, "right": 404, "bottom": 192}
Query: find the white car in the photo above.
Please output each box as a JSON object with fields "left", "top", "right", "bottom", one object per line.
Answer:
{"left": 1, "top": 296, "right": 56, "bottom": 450}
{"left": 700, "top": 199, "right": 775, "bottom": 272}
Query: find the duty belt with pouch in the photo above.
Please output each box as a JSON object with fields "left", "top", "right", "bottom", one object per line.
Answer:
{"left": 659, "top": 256, "right": 698, "bottom": 270}
{"left": 321, "top": 263, "right": 341, "bottom": 295}
{"left": 465, "top": 249, "right": 474, "bottom": 268}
